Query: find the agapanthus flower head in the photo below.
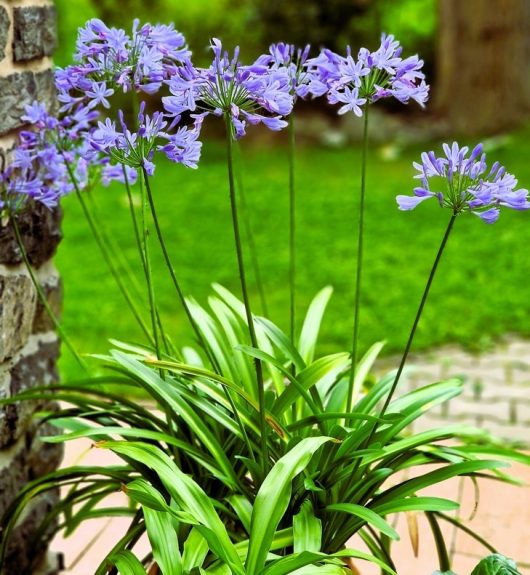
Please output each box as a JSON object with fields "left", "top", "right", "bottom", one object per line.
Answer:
{"left": 90, "top": 101, "right": 202, "bottom": 173}
{"left": 55, "top": 18, "right": 191, "bottom": 123}
{"left": 306, "top": 33, "right": 429, "bottom": 116}
{"left": 255, "top": 42, "right": 312, "bottom": 100}
{"left": 0, "top": 100, "right": 111, "bottom": 214}
{"left": 163, "top": 39, "right": 294, "bottom": 139}
{"left": 397, "top": 142, "right": 530, "bottom": 223}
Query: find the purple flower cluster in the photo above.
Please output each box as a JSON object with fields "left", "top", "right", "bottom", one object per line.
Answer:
{"left": 1, "top": 18, "right": 436, "bottom": 215}
{"left": 91, "top": 101, "right": 202, "bottom": 174}
{"left": 397, "top": 142, "right": 530, "bottom": 223}
{"left": 0, "top": 102, "right": 101, "bottom": 213}
{"left": 163, "top": 39, "right": 295, "bottom": 139}
{"left": 63, "top": 18, "right": 191, "bottom": 100}
{"left": 306, "top": 33, "right": 429, "bottom": 116}
{"left": 254, "top": 42, "right": 312, "bottom": 100}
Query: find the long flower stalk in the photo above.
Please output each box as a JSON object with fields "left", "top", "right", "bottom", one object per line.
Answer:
{"left": 288, "top": 114, "right": 296, "bottom": 344}
{"left": 234, "top": 145, "right": 269, "bottom": 317}
{"left": 11, "top": 216, "right": 87, "bottom": 371}
{"left": 368, "top": 214, "right": 457, "bottom": 441}
{"left": 141, "top": 167, "right": 214, "bottom": 365}
{"left": 63, "top": 159, "right": 155, "bottom": 347}
{"left": 346, "top": 106, "right": 370, "bottom": 413}
{"left": 139, "top": 174, "right": 161, "bottom": 361}
{"left": 225, "top": 114, "right": 269, "bottom": 474}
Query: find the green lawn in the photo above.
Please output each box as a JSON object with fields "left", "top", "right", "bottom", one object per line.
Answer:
{"left": 55, "top": 125, "right": 530, "bottom": 380}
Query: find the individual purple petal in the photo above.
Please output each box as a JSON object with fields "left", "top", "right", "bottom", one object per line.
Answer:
{"left": 396, "top": 194, "right": 433, "bottom": 210}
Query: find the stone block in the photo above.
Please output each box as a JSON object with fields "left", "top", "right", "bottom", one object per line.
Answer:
{"left": 0, "top": 69, "right": 56, "bottom": 136}
{"left": 0, "top": 205, "right": 62, "bottom": 267}
{"left": 13, "top": 6, "right": 57, "bottom": 62}
{"left": 0, "top": 268, "right": 37, "bottom": 363}
{"left": 0, "top": 418, "right": 63, "bottom": 515}
{"left": 33, "top": 266, "right": 62, "bottom": 334}
{"left": 0, "top": 335, "right": 60, "bottom": 448}
{"left": 0, "top": 6, "right": 9, "bottom": 62}
{"left": 2, "top": 489, "right": 60, "bottom": 575}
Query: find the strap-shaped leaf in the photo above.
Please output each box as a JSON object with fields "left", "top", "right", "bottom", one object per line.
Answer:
{"left": 110, "top": 550, "right": 147, "bottom": 575}
{"left": 143, "top": 505, "right": 183, "bottom": 575}
{"left": 326, "top": 502, "right": 399, "bottom": 540}
{"left": 102, "top": 441, "right": 245, "bottom": 575}
{"left": 298, "top": 286, "right": 333, "bottom": 364}
{"left": 246, "top": 437, "right": 332, "bottom": 573}
{"left": 293, "top": 500, "right": 322, "bottom": 553}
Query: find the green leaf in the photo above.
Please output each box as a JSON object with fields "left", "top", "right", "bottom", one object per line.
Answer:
{"left": 470, "top": 554, "right": 522, "bottom": 575}
{"left": 110, "top": 351, "right": 240, "bottom": 489}
{"left": 293, "top": 500, "right": 322, "bottom": 553}
{"left": 326, "top": 503, "right": 399, "bottom": 540}
{"left": 246, "top": 436, "right": 332, "bottom": 573}
{"left": 227, "top": 495, "right": 253, "bottom": 533}
{"left": 261, "top": 548, "right": 397, "bottom": 575}
{"left": 373, "top": 497, "right": 459, "bottom": 515}
{"left": 109, "top": 550, "right": 147, "bottom": 575}
{"left": 272, "top": 354, "right": 350, "bottom": 417}
{"left": 102, "top": 441, "right": 244, "bottom": 575}
{"left": 143, "top": 505, "right": 183, "bottom": 575}
{"left": 298, "top": 286, "right": 333, "bottom": 364}
{"left": 182, "top": 528, "right": 209, "bottom": 572}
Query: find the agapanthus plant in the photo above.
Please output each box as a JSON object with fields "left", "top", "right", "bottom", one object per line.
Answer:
{"left": 0, "top": 15, "right": 528, "bottom": 575}
{"left": 397, "top": 142, "right": 530, "bottom": 223}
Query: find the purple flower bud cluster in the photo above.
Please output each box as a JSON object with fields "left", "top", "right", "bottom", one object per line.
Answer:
{"left": 306, "top": 33, "right": 429, "bottom": 116}
{"left": 397, "top": 142, "right": 530, "bottom": 223}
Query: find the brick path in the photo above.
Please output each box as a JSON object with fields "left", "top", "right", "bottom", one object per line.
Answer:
{"left": 52, "top": 337, "right": 530, "bottom": 573}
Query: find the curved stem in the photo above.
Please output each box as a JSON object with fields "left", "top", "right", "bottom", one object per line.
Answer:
{"left": 11, "top": 216, "right": 87, "bottom": 371}
{"left": 225, "top": 115, "right": 269, "bottom": 473}
{"left": 357, "top": 213, "right": 457, "bottom": 454}
{"left": 288, "top": 114, "right": 296, "bottom": 344}
{"left": 347, "top": 107, "right": 370, "bottom": 413}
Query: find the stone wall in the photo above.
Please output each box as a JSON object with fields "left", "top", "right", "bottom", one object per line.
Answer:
{"left": 0, "top": 1, "right": 62, "bottom": 574}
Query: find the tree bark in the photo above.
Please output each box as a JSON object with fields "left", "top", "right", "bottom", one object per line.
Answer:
{"left": 435, "top": 0, "right": 530, "bottom": 135}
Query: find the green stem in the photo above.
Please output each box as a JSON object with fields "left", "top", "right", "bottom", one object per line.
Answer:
{"left": 69, "top": 178, "right": 155, "bottom": 346}
{"left": 288, "top": 114, "right": 296, "bottom": 344}
{"left": 234, "top": 144, "right": 269, "bottom": 317}
{"left": 11, "top": 216, "right": 87, "bottom": 371}
{"left": 141, "top": 167, "right": 214, "bottom": 364}
{"left": 122, "top": 167, "right": 171, "bottom": 356}
{"left": 377, "top": 213, "right": 457, "bottom": 419}
{"left": 225, "top": 115, "right": 269, "bottom": 473}
{"left": 347, "top": 106, "right": 370, "bottom": 413}
{"left": 139, "top": 174, "right": 161, "bottom": 361}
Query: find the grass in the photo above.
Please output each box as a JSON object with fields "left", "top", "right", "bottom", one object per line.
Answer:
{"left": 55, "top": 124, "right": 530, "bottom": 380}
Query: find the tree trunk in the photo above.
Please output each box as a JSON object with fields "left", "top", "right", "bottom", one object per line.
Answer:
{"left": 435, "top": 0, "right": 530, "bottom": 135}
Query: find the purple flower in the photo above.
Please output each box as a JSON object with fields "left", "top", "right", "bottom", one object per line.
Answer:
{"left": 397, "top": 142, "right": 530, "bottom": 223}
{"left": 89, "top": 101, "right": 200, "bottom": 172}
{"left": 306, "top": 33, "right": 429, "bottom": 115}
{"left": 162, "top": 39, "right": 294, "bottom": 140}
{"left": 86, "top": 81, "right": 114, "bottom": 109}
